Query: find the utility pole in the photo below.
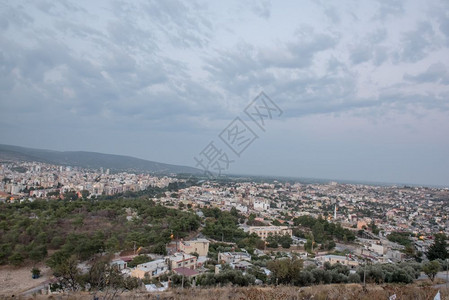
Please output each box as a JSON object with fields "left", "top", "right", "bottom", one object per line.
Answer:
{"left": 310, "top": 232, "right": 314, "bottom": 253}
{"left": 446, "top": 258, "right": 448, "bottom": 292}
{"left": 363, "top": 258, "right": 367, "bottom": 288}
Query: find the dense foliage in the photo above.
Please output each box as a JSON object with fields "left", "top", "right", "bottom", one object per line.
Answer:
{"left": 196, "top": 269, "right": 256, "bottom": 287}
{"left": 266, "top": 233, "right": 293, "bottom": 249}
{"left": 293, "top": 215, "right": 356, "bottom": 243}
{"left": 0, "top": 197, "right": 200, "bottom": 265}
{"left": 266, "top": 258, "right": 424, "bottom": 287}
{"left": 201, "top": 207, "right": 251, "bottom": 243}
{"left": 426, "top": 233, "right": 449, "bottom": 261}
{"left": 386, "top": 231, "right": 412, "bottom": 247}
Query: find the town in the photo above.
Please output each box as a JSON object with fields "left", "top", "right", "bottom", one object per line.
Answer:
{"left": 0, "top": 161, "right": 448, "bottom": 296}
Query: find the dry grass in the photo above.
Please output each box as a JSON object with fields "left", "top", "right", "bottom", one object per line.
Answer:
{"left": 6, "top": 284, "right": 447, "bottom": 300}
{"left": 0, "top": 263, "right": 52, "bottom": 297}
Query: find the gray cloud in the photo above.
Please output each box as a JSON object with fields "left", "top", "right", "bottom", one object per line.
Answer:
{"left": 350, "top": 45, "right": 373, "bottom": 65}
{"left": 324, "top": 6, "right": 340, "bottom": 24}
{"left": 0, "top": 2, "right": 34, "bottom": 30}
{"left": 349, "top": 29, "right": 388, "bottom": 65}
{"left": 204, "top": 29, "right": 338, "bottom": 96}
{"left": 404, "top": 63, "right": 449, "bottom": 84}
{"left": 374, "top": 0, "right": 404, "bottom": 20}
{"left": 398, "top": 22, "right": 436, "bottom": 63}
{"left": 1, "top": 0, "right": 449, "bottom": 185}
{"left": 249, "top": 0, "right": 271, "bottom": 19}
{"left": 140, "top": 0, "right": 212, "bottom": 48}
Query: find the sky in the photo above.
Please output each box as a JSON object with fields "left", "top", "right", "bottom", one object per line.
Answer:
{"left": 1, "top": 0, "right": 449, "bottom": 187}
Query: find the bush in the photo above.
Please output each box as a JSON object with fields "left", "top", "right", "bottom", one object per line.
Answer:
{"left": 348, "top": 273, "right": 361, "bottom": 283}
{"left": 297, "top": 271, "right": 315, "bottom": 286}
{"left": 9, "top": 252, "right": 24, "bottom": 266}
{"left": 127, "top": 255, "right": 151, "bottom": 268}
{"left": 31, "top": 267, "right": 41, "bottom": 278}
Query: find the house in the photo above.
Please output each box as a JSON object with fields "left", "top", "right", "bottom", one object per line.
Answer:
{"left": 167, "top": 253, "right": 197, "bottom": 270}
{"left": 130, "top": 259, "right": 169, "bottom": 279}
{"left": 178, "top": 239, "right": 210, "bottom": 257}
{"left": 173, "top": 267, "right": 199, "bottom": 279}
{"left": 316, "top": 255, "right": 359, "bottom": 268}
{"left": 110, "top": 259, "right": 127, "bottom": 271}
{"left": 369, "top": 243, "right": 386, "bottom": 255}
{"left": 218, "top": 252, "right": 251, "bottom": 264}
{"left": 232, "top": 260, "right": 253, "bottom": 271}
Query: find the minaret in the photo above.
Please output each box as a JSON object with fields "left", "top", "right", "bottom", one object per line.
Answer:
{"left": 334, "top": 204, "right": 337, "bottom": 220}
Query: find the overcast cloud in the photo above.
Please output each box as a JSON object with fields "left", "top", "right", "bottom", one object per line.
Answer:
{"left": 1, "top": 0, "right": 448, "bottom": 186}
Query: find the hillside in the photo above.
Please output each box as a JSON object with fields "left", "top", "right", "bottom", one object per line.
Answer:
{"left": 0, "top": 144, "right": 202, "bottom": 175}
{"left": 20, "top": 284, "right": 447, "bottom": 300}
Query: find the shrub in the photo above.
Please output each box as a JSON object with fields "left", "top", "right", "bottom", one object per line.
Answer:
{"left": 348, "top": 273, "right": 361, "bottom": 283}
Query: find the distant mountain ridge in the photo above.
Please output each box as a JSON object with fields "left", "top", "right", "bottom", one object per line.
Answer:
{"left": 0, "top": 144, "right": 202, "bottom": 174}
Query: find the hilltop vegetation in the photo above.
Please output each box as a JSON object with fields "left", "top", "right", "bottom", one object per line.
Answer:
{"left": 0, "top": 195, "right": 200, "bottom": 266}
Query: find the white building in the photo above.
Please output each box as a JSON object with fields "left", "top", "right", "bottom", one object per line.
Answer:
{"left": 248, "top": 226, "right": 292, "bottom": 240}
{"left": 254, "top": 199, "right": 269, "bottom": 211}
{"left": 130, "top": 259, "right": 168, "bottom": 279}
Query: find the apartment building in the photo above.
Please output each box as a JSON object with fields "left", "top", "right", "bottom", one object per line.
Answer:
{"left": 130, "top": 259, "right": 169, "bottom": 279}
{"left": 248, "top": 226, "right": 292, "bottom": 240}
{"left": 167, "top": 253, "right": 197, "bottom": 270}
{"left": 178, "top": 238, "right": 210, "bottom": 257}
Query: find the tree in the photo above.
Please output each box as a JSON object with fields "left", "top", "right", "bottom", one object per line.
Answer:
{"left": 312, "top": 222, "right": 325, "bottom": 243}
{"left": 81, "top": 190, "right": 90, "bottom": 199}
{"left": 230, "top": 206, "right": 239, "bottom": 217}
{"left": 305, "top": 238, "right": 314, "bottom": 253}
{"left": 427, "top": 234, "right": 448, "bottom": 261}
{"left": 29, "top": 244, "right": 47, "bottom": 262}
{"left": 127, "top": 255, "right": 151, "bottom": 268}
{"left": 247, "top": 265, "right": 267, "bottom": 283}
{"left": 348, "top": 273, "right": 361, "bottom": 283}
{"left": 9, "top": 252, "right": 24, "bottom": 266}
{"left": 150, "top": 243, "right": 167, "bottom": 255}
{"left": 87, "top": 257, "right": 139, "bottom": 300}
{"left": 272, "top": 219, "right": 282, "bottom": 226}
{"left": 63, "top": 190, "right": 78, "bottom": 201}
{"left": 267, "top": 257, "right": 303, "bottom": 285}
{"left": 49, "top": 255, "right": 82, "bottom": 291}
{"left": 404, "top": 244, "right": 416, "bottom": 257}
{"left": 422, "top": 260, "right": 441, "bottom": 282}
{"left": 369, "top": 220, "right": 380, "bottom": 235}
{"left": 105, "top": 236, "right": 120, "bottom": 252}
{"left": 280, "top": 234, "right": 292, "bottom": 249}
{"left": 266, "top": 234, "right": 278, "bottom": 248}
